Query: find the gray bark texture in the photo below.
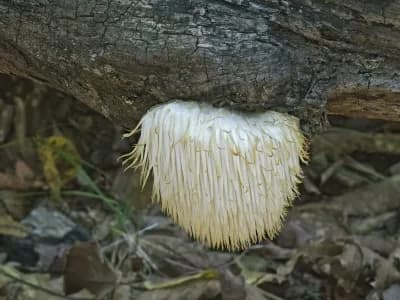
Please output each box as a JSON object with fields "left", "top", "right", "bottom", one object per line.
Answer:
{"left": 0, "top": 0, "right": 400, "bottom": 130}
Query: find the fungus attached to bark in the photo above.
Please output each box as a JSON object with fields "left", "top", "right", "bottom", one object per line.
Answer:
{"left": 122, "top": 101, "right": 308, "bottom": 250}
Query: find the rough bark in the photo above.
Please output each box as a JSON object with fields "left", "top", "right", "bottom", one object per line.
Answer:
{"left": 0, "top": 1, "right": 399, "bottom": 130}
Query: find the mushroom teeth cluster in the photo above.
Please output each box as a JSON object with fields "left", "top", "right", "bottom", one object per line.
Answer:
{"left": 122, "top": 101, "right": 308, "bottom": 251}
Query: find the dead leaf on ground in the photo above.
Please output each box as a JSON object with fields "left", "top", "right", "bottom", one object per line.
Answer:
{"left": 299, "top": 239, "right": 400, "bottom": 295}
{"left": 375, "top": 247, "right": 400, "bottom": 290}
{"left": 0, "top": 172, "right": 21, "bottom": 189}
{"left": 112, "top": 285, "right": 131, "bottom": 300}
{"left": 15, "top": 160, "right": 34, "bottom": 182}
{"left": 0, "top": 160, "right": 39, "bottom": 191}
{"left": 0, "top": 264, "right": 89, "bottom": 300}
{"left": 0, "top": 190, "right": 36, "bottom": 220}
{"left": 335, "top": 176, "right": 400, "bottom": 218}
{"left": 134, "top": 279, "right": 220, "bottom": 300}
{"left": 21, "top": 206, "right": 80, "bottom": 240}
{"left": 238, "top": 259, "right": 285, "bottom": 286}
{"left": 63, "top": 242, "right": 119, "bottom": 298}
{"left": 349, "top": 212, "right": 397, "bottom": 234}
{"left": 276, "top": 219, "right": 315, "bottom": 249}
{"left": 219, "top": 268, "right": 246, "bottom": 300}
{"left": 0, "top": 213, "right": 28, "bottom": 238}
{"left": 139, "top": 233, "right": 231, "bottom": 276}
{"left": 351, "top": 234, "right": 396, "bottom": 257}
{"left": 296, "top": 176, "right": 400, "bottom": 233}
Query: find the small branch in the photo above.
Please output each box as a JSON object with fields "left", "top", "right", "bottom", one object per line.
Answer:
{"left": 0, "top": 267, "right": 92, "bottom": 300}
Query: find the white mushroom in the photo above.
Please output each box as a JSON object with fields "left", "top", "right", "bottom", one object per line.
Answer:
{"left": 122, "top": 101, "right": 308, "bottom": 250}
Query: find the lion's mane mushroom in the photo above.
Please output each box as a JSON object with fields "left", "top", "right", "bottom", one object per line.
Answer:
{"left": 122, "top": 101, "right": 308, "bottom": 250}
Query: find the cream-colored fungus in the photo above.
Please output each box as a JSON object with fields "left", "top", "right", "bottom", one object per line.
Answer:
{"left": 121, "top": 101, "right": 308, "bottom": 250}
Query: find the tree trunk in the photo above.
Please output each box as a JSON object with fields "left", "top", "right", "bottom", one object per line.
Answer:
{"left": 0, "top": 1, "right": 399, "bottom": 129}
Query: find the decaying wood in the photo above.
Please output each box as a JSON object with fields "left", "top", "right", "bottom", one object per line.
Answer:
{"left": 0, "top": 1, "right": 400, "bottom": 128}
{"left": 328, "top": 89, "right": 400, "bottom": 122}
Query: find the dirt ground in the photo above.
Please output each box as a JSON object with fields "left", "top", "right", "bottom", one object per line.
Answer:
{"left": 1, "top": 74, "right": 400, "bottom": 300}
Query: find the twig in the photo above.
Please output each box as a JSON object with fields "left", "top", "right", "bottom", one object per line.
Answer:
{"left": 0, "top": 268, "right": 92, "bottom": 300}
{"left": 260, "top": 289, "right": 284, "bottom": 300}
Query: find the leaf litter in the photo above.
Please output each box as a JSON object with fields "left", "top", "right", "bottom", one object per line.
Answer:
{"left": 1, "top": 78, "right": 400, "bottom": 299}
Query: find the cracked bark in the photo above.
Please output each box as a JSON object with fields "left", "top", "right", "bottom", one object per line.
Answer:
{"left": 0, "top": 0, "right": 399, "bottom": 130}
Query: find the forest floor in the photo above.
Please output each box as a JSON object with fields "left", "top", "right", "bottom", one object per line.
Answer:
{"left": 1, "top": 76, "right": 400, "bottom": 300}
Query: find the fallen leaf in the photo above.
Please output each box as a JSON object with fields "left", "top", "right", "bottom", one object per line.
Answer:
{"left": 375, "top": 247, "right": 400, "bottom": 289}
{"left": 63, "top": 242, "right": 119, "bottom": 298}
{"left": 0, "top": 264, "right": 78, "bottom": 300}
{"left": 218, "top": 267, "right": 246, "bottom": 300}
{"left": 134, "top": 279, "right": 220, "bottom": 300}
{"left": 139, "top": 233, "right": 231, "bottom": 276}
{"left": 334, "top": 176, "right": 400, "bottom": 218}
{"left": 0, "top": 190, "right": 36, "bottom": 220}
{"left": 0, "top": 160, "right": 40, "bottom": 191}
{"left": 15, "top": 160, "right": 34, "bottom": 182}
{"left": 238, "top": 260, "right": 285, "bottom": 286}
{"left": 0, "top": 172, "right": 21, "bottom": 189}
{"left": 112, "top": 285, "right": 131, "bottom": 300}
{"left": 21, "top": 206, "right": 80, "bottom": 240}
{"left": 0, "top": 214, "right": 28, "bottom": 238}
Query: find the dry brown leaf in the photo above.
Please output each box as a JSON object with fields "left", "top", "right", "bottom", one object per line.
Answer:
{"left": 63, "top": 242, "right": 119, "bottom": 298}
{"left": 134, "top": 279, "right": 220, "bottom": 300}
{"left": 15, "top": 160, "right": 34, "bottom": 182}
{"left": 0, "top": 190, "right": 36, "bottom": 220}
{"left": 375, "top": 248, "right": 400, "bottom": 289}
{"left": 0, "top": 172, "right": 24, "bottom": 190}
{"left": 0, "top": 160, "right": 40, "bottom": 191}
{"left": 139, "top": 233, "right": 231, "bottom": 276}
{"left": 334, "top": 176, "right": 400, "bottom": 218}
{"left": 238, "top": 258, "right": 286, "bottom": 286}
{"left": 296, "top": 176, "right": 400, "bottom": 232}
{"left": 112, "top": 285, "right": 131, "bottom": 300}
{"left": 300, "top": 241, "right": 358, "bottom": 292}
{"left": 0, "top": 265, "right": 77, "bottom": 300}
{"left": 299, "top": 239, "right": 400, "bottom": 295}
{"left": 276, "top": 219, "right": 314, "bottom": 249}
{"left": 219, "top": 268, "right": 246, "bottom": 300}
